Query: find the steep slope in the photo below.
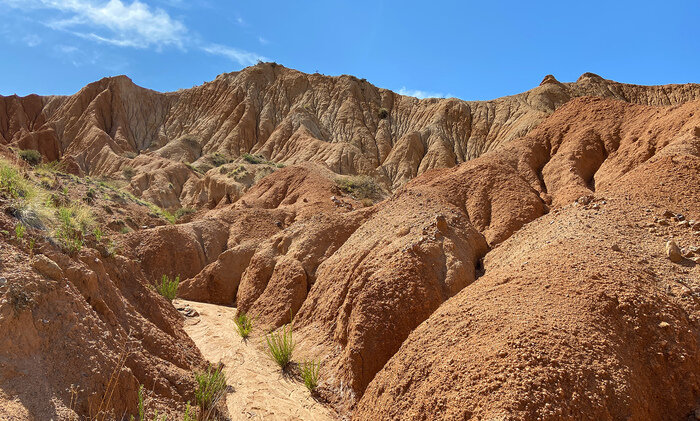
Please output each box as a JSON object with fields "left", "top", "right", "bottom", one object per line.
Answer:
{"left": 287, "top": 97, "right": 700, "bottom": 406}
{"left": 2, "top": 68, "right": 700, "bottom": 420}
{"left": 0, "top": 160, "right": 208, "bottom": 420}
{"left": 356, "top": 153, "right": 700, "bottom": 419}
{"left": 2, "top": 65, "right": 699, "bottom": 209}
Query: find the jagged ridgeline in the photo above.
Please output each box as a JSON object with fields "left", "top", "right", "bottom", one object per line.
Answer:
{"left": 1, "top": 64, "right": 699, "bottom": 211}
{"left": 1, "top": 64, "right": 700, "bottom": 420}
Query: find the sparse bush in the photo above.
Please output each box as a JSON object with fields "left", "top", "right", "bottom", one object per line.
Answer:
{"left": 234, "top": 312, "right": 253, "bottom": 339}
{"left": 106, "top": 239, "right": 118, "bottom": 256}
{"left": 184, "top": 162, "right": 205, "bottom": 174}
{"left": 149, "top": 204, "right": 175, "bottom": 224}
{"left": 35, "top": 160, "right": 65, "bottom": 175}
{"left": 195, "top": 365, "right": 227, "bottom": 417}
{"left": 253, "top": 166, "right": 276, "bottom": 183}
{"left": 18, "top": 149, "right": 41, "bottom": 166}
{"left": 195, "top": 163, "right": 214, "bottom": 174}
{"left": 14, "top": 223, "right": 25, "bottom": 241}
{"left": 242, "top": 153, "right": 265, "bottom": 164}
{"left": 54, "top": 205, "right": 93, "bottom": 253}
{"left": 228, "top": 165, "right": 248, "bottom": 180}
{"left": 93, "top": 226, "right": 104, "bottom": 242}
{"left": 335, "top": 175, "right": 382, "bottom": 202}
{"left": 183, "top": 402, "right": 194, "bottom": 421}
{"left": 265, "top": 324, "right": 295, "bottom": 369}
{"left": 301, "top": 360, "right": 320, "bottom": 392}
{"left": 84, "top": 187, "right": 96, "bottom": 204}
{"left": 0, "top": 159, "right": 32, "bottom": 199}
{"left": 155, "top": 275, "right": 179, "bottom": 301}
{"left": 378, "top": 107, "right": 389, "bottom": 119}
{"left": 174, "top": 207, "right": 196, "bottom": 220}
{"left": 120, "top": 226, "right": 131, "bottom": 234}
{"left": 210, "top": 152, "right": 230, "bottom": 167}
{"left": 122, "top": 166, "right": 135, "bottom": 180}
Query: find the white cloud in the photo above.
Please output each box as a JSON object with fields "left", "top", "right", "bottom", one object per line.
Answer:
{"left": 23, "top": 33, "right": 41, "bottom": 47}
{"left": 38, "top": 0, "right": 187, "bottom": 49}
{"left": 202, "top": 43, "right": 267, "bottom": 66}
{"left": 398, "top": 87, "right": 453, "bottom": 99}
{"left": 258, "top": 36, "right": 268, "bottom": 45}
{"left": 0, "top": 0, "right": 270, "bottom": 68}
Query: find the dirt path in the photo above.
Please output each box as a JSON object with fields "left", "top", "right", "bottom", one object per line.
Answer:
{"left": 177, "top": 299, "right": 336, "bottom": 421}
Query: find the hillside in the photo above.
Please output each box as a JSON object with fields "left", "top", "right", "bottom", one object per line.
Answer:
{"left": 0, "top": 67, "right": 699, "bottom": 420}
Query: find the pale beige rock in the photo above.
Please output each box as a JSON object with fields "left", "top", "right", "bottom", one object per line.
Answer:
{"left": 666, "top": 240, "right": 683, "bottom": 262}
{"left": 31, "top": 255, "right": 64, "bottom": 281}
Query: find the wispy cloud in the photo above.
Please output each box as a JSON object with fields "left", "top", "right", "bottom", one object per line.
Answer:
{"left": 202, "top": 43, "right": 266, "bottom": 66}
{"left": 0, "top": 0, "right": 267, "bottom": 66}
{"left": 398, "top": 87, "right": 453, "bottom": 99}
{"left": 23, "top": 0, "right": 188, "bottom": 49}
{"left": 258, "top": 36, "right": 269, "bottom": 45}
{"left": 23, "top": 33, "right": 41, "bottom": 47}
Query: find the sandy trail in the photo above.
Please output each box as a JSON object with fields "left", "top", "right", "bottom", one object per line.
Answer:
{"left": 177, "top": 299, "right": 336, "bottom": 421}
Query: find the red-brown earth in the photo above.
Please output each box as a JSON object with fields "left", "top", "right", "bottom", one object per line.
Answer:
{"left": 1, "top": 65, "right": 699, "bottom": 420}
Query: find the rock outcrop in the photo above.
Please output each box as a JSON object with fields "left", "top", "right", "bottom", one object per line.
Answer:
{"left": 2, "top": 64, "right": 700, "bottom": 208}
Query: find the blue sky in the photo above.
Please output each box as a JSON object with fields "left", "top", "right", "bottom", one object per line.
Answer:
{"left": 0, "top": 0, "right": 698, "bottom": 100}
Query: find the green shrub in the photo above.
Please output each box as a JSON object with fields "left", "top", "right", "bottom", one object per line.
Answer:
{"left": 0, "top": 160, "right": 32, "bottom": 199}
{"left": 195, "top": 365, "right": 227, "bottom": 416}
{"left": 234, "top": 312, "right": 253, "bottom": 338}
{"left": 253, "top": 166, "right": 276, "bottom": 183}
{"left": 378, "top": 107, "right": 389, "bottom": 119}
{"left": 242, "top": 153, "right": 265, "bottom": 164}
{"left": 54, "top": 205, "right": 93, "bottom": 253}
{"left": 183, "top": 402, "right": 194, "bottom": 421}
{"left": 93, "top": 226, "right": 104, "bottom": 242}
{"left": 228, "top": 165, "right": 248, "bottom": 180}
{"left": 14, "top": 223, "right": 25, "bottom": 240}
{"left": 155, "top": 275, "right": 179, "bottom": 301}
{"left": 18, "top": 149, "right": 41, "bottom": 166}
{"left": 265, "top": 324, "right": 295, "bottom": 369}
{"left": 122, "top": 166, "right": 135, "bottom": 180}
{"left": 120, "top": 226, "right": 131, "bottom": 234}
{"left": 174, "top": 207, "right": 196, "bottom": 220}
{"left": 335, "top": 175, "right": 382, "bottom": 201}
{"left": 209, "top": 152, "right": 230, "bottom": 167}
{"left": 301, "top": 360, "right": 320, "bottom": 391}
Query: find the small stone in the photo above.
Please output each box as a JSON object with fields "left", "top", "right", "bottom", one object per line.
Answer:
{"left": 683, "top": 249, "right": 694, "bottom": 258}
{"left": 32, "top": 255, "right": 65, "bottom": 281}
{"left": 692, "top": 222, "right": 700, "bottom": 231}
{"left": 435, "top": 214, "right": 448, "bottom": 232}
{"left": 611, "top": 244, "right": 621, "bottom": 252}
{"left": 692, "top": 257, "right": 700, "bottom": 264}
{"left": 678, "top": 220, "right": 690, "bottom": 228}
{"left": 577, "top": 195, "right": 592, "bottom": 205}
{"left": 658, "top": 219, "right": 670, "bottom": 226}
{"left": 662, "top": 210, "right": 675, "bottom": 218}
{"left": 0, "top": 277, "right": 6, "bottom": 287}
{"left": 396, "top": 226, "right": 410, "bottom": 236}
{"left": 591, "top": 203, "right": 600, "bottom": 210}
{"left": 666, "top": 240, "right": 683, "bottom": 263}
{"left": 658, "top": 321, "right": 670, "bottom": 328}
